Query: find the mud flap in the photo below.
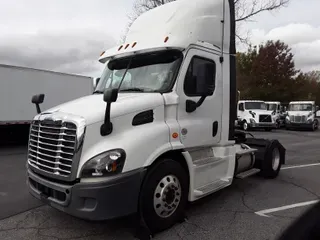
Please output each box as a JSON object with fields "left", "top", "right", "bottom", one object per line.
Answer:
{"left": 243, "top": 138, "right": 286, "bottom": 169}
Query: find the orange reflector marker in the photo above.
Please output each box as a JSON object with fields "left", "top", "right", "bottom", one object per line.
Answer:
{"left": 100, "top": 51, "right": 105, "bottom": 56}
{"left": 172, "top": 132, "right": 178, "bottom": 139}
{"left": 125, "top": 43, "right": 130, "bottom": 49}
{"left": 164, "top": 36, "right": 169, "bottom": 43}
{"left": 132, "top": 42, "right": 137, "bottom": 48}
{"left": 118, "top": 45, "right": 123, "bottom": 51}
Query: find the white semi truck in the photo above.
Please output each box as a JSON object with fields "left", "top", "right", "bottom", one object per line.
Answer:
{"left": 266, "top": 101, "right": 284, "bottom": 128}
{"left": 285, "top": 101, "right": 319, "bottom": 131}
{"left": 0, "top": 64, "right": 94, "bottom": 143}
{"left": 26, "top": 0, "right": 286, "bottom": 235}
{"left": 237, "top": 100, "right": 276, "bottom": 131}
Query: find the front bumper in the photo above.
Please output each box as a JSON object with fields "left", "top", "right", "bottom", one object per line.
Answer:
{"left": 27, "top": 167, "right": 146, "bottom": 221}
{"left": 249, "top": 122, "right": 276, "bottom": 129}
{"left": 286, "top": 122, "right": 313, "bottom": 129}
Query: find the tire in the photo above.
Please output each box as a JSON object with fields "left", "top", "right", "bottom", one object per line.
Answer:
{"left": 139, "top": 159, "right": 189, "bottom": 233}
{"left": 312, "top": 120, "right": 318, "bottom": 131}
{"left": 242, "top": 121, "right": 249, "bottom": 131}
{"left": 260, "top": 141, "right": 282, "bottom": 179}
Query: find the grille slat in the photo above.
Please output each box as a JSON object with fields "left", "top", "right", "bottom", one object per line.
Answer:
{"left": 28, "top": 119, "right": 76, "bottom": 178}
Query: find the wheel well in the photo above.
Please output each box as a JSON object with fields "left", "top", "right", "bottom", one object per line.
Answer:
{"left": 145, "top": 150, "right": 190, "bottom": 186}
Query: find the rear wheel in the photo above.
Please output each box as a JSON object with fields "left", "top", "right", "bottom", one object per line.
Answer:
{"left": 260, "top": 142, "right": 282, "bottom": 179}
{"left": 139, "top": 159, "right": 188, "bottom": 233}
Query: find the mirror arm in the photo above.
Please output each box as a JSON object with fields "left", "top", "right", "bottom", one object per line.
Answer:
{"left": 186, "top": 95, "right": 207, "bottom": 113}
{"left": 100, "top": 102, "right": 113, "bottom": 136}
{"left": 36, "top": 104, "right": 41, "bottom": 114}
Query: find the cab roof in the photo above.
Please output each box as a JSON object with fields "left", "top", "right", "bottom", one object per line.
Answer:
{"left": 265, "top": 101, "right": 280, "bottom": 104}
{"left": 99, "top": 0, "right": 229, "bottom": 63}
{"left": 289, "top": 101, "right": 315, "bottom": 104}
{"left": 239, "top": 100, "right": 264, "bottom": 103}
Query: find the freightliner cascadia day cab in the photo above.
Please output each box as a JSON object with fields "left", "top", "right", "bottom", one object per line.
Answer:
{"left": 237, "top": 100, "right": 276, "bottom": 131}
{"left": 26, "top": 0, "right": 286, "bottom": 235}
{"left": 285, "top": 101, "right": 319, "bottom": 131}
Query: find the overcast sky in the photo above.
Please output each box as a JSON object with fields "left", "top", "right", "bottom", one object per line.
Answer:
{"left": 1, "top": 0, "right": 319, "bottom": 77}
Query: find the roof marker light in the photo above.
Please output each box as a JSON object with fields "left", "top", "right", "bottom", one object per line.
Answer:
{"left": 164, "top": 36, "right": 169, "bottom": 43}
{"left": 100, "top": 51, "right": 105, "bottom": 56}
{"left": 118, "top": 45, "right": 123, "bottom": 51}
{"left": 125, "top": 43, "right": 130, "bottom": 49}
{"left": 132, "top": 42, "right": 137, "bottom": 48}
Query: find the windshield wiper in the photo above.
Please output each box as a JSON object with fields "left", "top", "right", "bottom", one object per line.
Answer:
{"left": 120, "top": 88, "right": 151, "bottom": 92}
{"left": 93, "top": 90, "right": 104, "bottom": 94}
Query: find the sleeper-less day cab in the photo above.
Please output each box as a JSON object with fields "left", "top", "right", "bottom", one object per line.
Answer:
{"left": 26, "top": 0, "right": 286, "bottom": 234}
{"left": 286, "top": 101, "right": 319, "bottom": 131}
{"left": 237, "top": 100, "right": 276, "bottom": 131}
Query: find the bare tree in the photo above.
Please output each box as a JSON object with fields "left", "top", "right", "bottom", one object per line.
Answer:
{"left": 122, "top": 0, "right": 289, "bottom": 44}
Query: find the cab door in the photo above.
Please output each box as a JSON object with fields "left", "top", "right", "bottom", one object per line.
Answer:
{"left": 176, "top": 48, "right": 222, "bottom": 148}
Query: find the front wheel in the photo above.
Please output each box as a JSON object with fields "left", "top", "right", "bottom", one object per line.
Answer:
{"left": 139, "top": 159, "right": 189, "bottom": 233}
{"left": 312, "top": 120, "right": 318, "bottom": 131}
{"left": 242, "top": 121, "right": 249, "bottom": 131}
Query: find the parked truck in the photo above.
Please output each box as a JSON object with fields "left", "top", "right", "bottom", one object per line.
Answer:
{"left": 285, "top": 101, "right": 319, "bottom": 131}
{"left": 237, "top": 100, "right": 276, "bottom": 131}
{"left": 0, "top": 64, "right": 94, "bottom": 143}
{"left": 265, "top": 101, "right": 285, "bottom": 128}
{"left": 26, "top": 0, "right": 286, "bottom": 236}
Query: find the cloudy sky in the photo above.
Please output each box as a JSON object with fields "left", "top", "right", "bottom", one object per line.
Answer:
{"left": 0, "top": 0, "right": 319, "bottom": 77}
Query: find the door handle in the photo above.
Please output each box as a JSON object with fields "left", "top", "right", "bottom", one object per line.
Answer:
{"left": 212, "top": 121, "right": 218, "bottom": 137}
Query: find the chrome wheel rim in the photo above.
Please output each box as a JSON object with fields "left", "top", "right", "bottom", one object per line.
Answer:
{"left": 153, "top": 175, "right": 181, "bottom": 218}
{"left": 272, "top": 148, "right": 280, "bottom": 171}
{"left": 243, "top": 122, "right": 248, "bottom": 131}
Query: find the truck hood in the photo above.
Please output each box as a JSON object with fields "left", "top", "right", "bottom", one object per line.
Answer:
{"left": 287, "top": 111, "right": 311, "bottom": 116}
{"left": 42, "top": 93, "right": 164, "bottom": 125}
{"left": 247, "top": 109, "right": 271, "bottom": 116}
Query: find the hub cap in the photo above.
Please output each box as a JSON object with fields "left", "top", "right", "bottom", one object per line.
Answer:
{"left": 272, "top": 148, "right": 280, "bottom": 171}
{"left": 153, "top": 175, "right": 181, "bottom": 218}
{"left": 243, "top": 122, "right": 248, "bottom": 131}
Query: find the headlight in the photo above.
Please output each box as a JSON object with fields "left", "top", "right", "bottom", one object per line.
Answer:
{"left": 285, "top": 116, "right": 290, "bottom": 122}
{"left": 80, "top": 149, "right": 126, "bottom": 178}
{"left": 250, "top": 118, "right": 255, "bottom": 123}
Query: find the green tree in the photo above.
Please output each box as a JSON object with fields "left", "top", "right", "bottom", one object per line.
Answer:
{"left": 237, "top": 40, "right": 298, "bottom": 102}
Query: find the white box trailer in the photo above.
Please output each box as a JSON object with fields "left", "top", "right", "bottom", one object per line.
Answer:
{"left": 0, "top": 64, "right": 94, "bottom": 142}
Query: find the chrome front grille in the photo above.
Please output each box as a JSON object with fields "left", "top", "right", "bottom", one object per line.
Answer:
{"left": 28, "top": 120, "right": 77, "bottom": 177}
{"left": 290, "top": 115, "right": 306, "bottom": 123}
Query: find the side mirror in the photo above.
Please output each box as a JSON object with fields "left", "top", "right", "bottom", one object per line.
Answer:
{"left": 103, "top": 88, "right": 118, "bottom": 103}
{"left": 93, "top": 78, "right": 100, "bottom": 89}
{"left": 32, "top": 94, "right": 44, "bottom": 104}
{"left": 31, "top": 94, "right": 45, "bottom": 114}
{"left": 196, "top": 63, "right": 215, "bottom": 96}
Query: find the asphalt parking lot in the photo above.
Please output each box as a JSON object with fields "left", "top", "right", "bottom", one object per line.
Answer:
{"left": 0, "top": 129, "right": 319, "bottom": 240}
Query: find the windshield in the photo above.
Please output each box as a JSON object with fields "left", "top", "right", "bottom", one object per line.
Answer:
{"left": 245, "top": 102, "right": 266, "bottom": 110}
{"left": 288, "top": 104, "right": 313, "bottom": 111}
{"left": 95, "top": 50, "right": 183, "bottom": 93}
{"left": 267, "top": 104, "right": 277, "bottom": 111}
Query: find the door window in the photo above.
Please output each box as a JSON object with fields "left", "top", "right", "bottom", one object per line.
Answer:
{"left": 184, "top": 56, "right": 216, "bottom": 96}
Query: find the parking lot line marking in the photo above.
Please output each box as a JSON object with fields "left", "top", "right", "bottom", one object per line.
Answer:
{"left": 282, "top": 163, "right": 320, "bottom": 170}
{"left": 255, "top": 200, "right": 319, "bottom": 217}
